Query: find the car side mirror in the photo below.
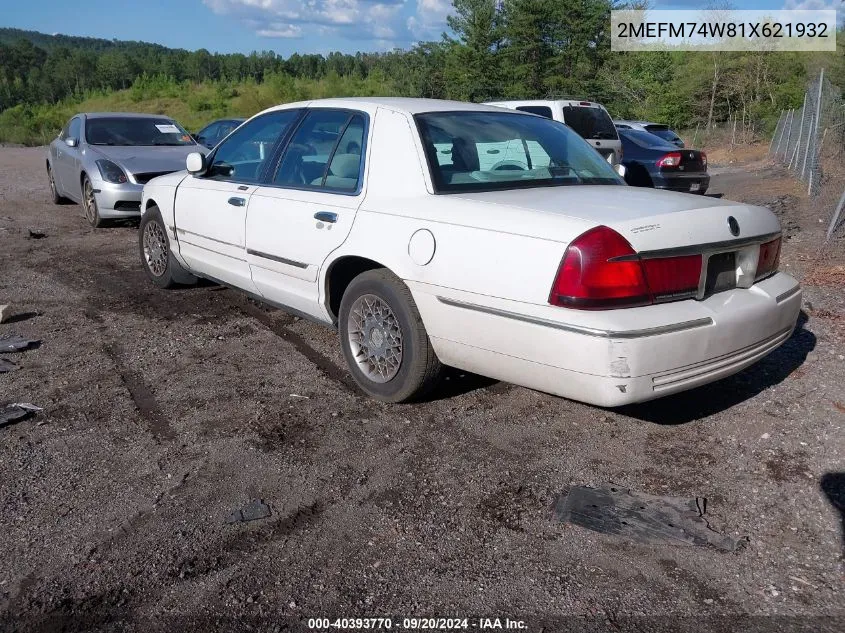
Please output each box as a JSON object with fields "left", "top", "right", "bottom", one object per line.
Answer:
{"left": 614, "top": 164, "right": 627, "bottom": 178}
{"left": 65, "top": 138, "right": 78, "bottom": 148}
{"left": 186, "top": 152, "right": 208, "bottom": 175}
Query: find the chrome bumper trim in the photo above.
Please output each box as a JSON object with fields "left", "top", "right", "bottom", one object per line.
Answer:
{"left": 436, "top": 296, "right": 713, "bottom": 339}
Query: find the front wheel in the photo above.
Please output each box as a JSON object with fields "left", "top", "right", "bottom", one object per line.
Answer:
{"left": 339, "top": 269, "right": 442, "bottom": 403}
{"left": 139, "top": 206, "right": 197, "bottom": 289}
{"left": 82, "top": 174, "right": 103, "bottom": 227}
{"left": 47, "top": 164, "right": 69, "bottom": 205}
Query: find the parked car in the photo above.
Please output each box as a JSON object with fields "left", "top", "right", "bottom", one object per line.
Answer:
{"left": 615, "top": 120, "right": 685, "bottom": 147}
{"left": 194, "top": 117, "right": 246, "bottom": 149}
{"left": 138, "top": 98, "right": 800, "bottom": 407}
{"left": 47, "top": 112, "right": 205, "bottom": 227}
{"left": 484, "top": 99, "right": 623, "bottom": 165}
{"left": 618, "top": 128, "right": 710, "bottom": 194}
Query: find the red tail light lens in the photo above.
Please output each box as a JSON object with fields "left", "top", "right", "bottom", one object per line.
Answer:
{"left": 756, "top": 237, "right": 781, "bottom": 280}
{"left": 701, "top": 151, "right": 707, "bottom": 169}
{"left": 656, "top": 152, "right": 682, "bottom": 169}
{"left": 550, "top": 227, "right": 705, "bottom": 310}
{"left": 549, "top": 226, "right": 650, "bottom": 309}
{"left": 642, "top": 255, "right": 703, "bottom": 301}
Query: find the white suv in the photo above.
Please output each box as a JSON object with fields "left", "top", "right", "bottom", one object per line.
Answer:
{"left": 484, "top": 99, "right": 622, "bottom": 165}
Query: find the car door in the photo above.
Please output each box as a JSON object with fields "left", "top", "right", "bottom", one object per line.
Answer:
{"left": 245, "top": 109, "right": 368, "bottom": 318}
{"left": 55, "top": 116, "right": 83, "bottom": 199}
{"left": 173, "top": 109, "right": 304, "bottom": 291}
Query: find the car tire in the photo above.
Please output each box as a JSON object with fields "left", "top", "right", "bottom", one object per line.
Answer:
{"left": 339, "top": 268, "right": 442, "bottom": 403}
{"left": 139, "top": 206, "right": 198, "bottom": 289}
{"left": 47, "top": 164, "right": 69, "bottom": 205}
{"left": 81, "top": 174, "right": 104, "bottom": 228}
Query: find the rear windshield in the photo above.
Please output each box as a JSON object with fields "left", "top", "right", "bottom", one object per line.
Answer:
{"left": 619, "top": 129, "right": 677, "bottom": 149}
{"left": 415, "top": 111, "right": 623, "bottom": 193}
{"left": 85, "top": 117, "right": 195, "bottom": 146}
{"left": 645, "top": 125, "right": 681, "bottom": 143}
{"left": 561, "top": 106, "right": 618, "bottom": 141}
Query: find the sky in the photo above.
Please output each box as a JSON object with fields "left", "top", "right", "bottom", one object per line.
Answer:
{"left": 2, "top": 0, "right": 840, "bottom": 57}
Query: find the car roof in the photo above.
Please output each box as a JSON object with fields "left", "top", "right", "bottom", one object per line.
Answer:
{"left": 484, "top": 99, "right": 605, "bottom": 107}
{"left": 259, "top": 97, "right": 521, "bottom": 117}
{"left": 615, "top": 120, "right": 670, "bottom": 127}
{"left": 80, "top": 112, "right": 175, "bottom": 120}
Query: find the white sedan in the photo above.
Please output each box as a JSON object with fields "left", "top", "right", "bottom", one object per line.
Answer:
{"left": 138, "top": 98, "right": 801, "bottom": 406}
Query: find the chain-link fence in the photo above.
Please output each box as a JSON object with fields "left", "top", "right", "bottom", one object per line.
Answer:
{"left": 769, "top": 69, "right": 845, "bottom": 241}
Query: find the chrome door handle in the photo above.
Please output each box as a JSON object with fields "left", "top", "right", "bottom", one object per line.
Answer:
{"left": 314, "top": 211, "right": 337, "bottom": 223}
{"left": 228, "top": 197, "right": 246, "bottom": 207}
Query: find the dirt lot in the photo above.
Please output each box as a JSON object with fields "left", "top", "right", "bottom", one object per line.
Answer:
{"left": 0, "top": 147, "right": 843, "bottom": 632}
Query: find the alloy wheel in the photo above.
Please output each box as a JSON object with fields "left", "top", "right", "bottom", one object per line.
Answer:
{"left": 142, "top": 220, "right": 168, "bottom": 277}
{"left": 346, "top": 293, "right": 403, "bottom": 383}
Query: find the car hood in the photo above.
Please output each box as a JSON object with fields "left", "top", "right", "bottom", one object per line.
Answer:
{"left": 452, "top": 185, "right": 780, "bottom": 251}
{"left": 89, "top": 145, "right": 204, "bottom": 175}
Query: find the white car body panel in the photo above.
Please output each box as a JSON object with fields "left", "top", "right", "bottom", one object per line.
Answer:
{"left": 141, "top": 97, "right": 801, "bottom": 407}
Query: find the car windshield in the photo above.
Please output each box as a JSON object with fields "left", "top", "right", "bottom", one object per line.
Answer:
{"left": 645, "top": 125, "right": 681, "bottom": 143}
{"left": 561, "top": 106, "right": 618, "bottom": 140}
{"left": 620, "top": 129, "right": 677, "bottom": 149}
{"left": 416, "top": 111, "right": 623, "bottom": 193}
{"left": 85, "top": 117, "right": 195, "bottom": 146}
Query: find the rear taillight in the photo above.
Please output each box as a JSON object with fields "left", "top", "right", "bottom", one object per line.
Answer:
{"left": 701, "top": 151, "right": 707, "bottom": 169}
{"left": 656, "top": 152, "right": 682, "bottom": 169}
{"left": 756, "top": 237, "right": 781, "bottom": 280}
{"left": 549, "top": 226, "right": 650, "bottom": 309}
{"left": 549, "top": 226, "right": 704, "bottom": 309}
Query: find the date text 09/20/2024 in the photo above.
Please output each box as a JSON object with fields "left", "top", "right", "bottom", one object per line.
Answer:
{"left": 307, "top": 618, "right": 527, "bottom": 630}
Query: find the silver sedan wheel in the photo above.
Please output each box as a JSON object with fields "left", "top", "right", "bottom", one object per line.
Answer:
{"left": 142, "top": 220, "right": 168, "bottom": 278}
{"left": 83, "top": 179, "right": 97, "bottom": 224}
{"left": 347, "top": 294, "right": 403, "bottom": 383}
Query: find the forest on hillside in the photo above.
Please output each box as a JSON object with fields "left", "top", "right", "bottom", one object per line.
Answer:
{"left": 1, "top": 0, "right": 843, "bottom": 144}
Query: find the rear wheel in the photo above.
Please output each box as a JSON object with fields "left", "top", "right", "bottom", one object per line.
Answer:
{"left": 139, "top": 206, "right": 197, "bottom": 289}
{"left": 82, "top": 174, "right": 104, "bottom": 228}
{"left": 339, "top": 269, "right": 442, "bottom": 403}
{"left": 47, "top": 164, "right": 69, "bottom": 205}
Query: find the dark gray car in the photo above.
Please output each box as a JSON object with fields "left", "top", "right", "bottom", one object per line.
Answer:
{"left": 46, "top": 113, "right": 205, "bottom": 227}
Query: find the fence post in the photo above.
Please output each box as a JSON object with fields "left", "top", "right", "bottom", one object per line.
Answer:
{"left": 692, "top": 122, "right": 700, "bottom": 147}
{"left": 783, "top": 108, "right": 795, "bottom": 160}
{"left": 827, "top": 184, "right": 845, "bottom": 241}
{"left": 774, "top": 109, "right": 788, "bottom": 157}
{"left": 808, "top": 68, "right": 825, "bottom": 195}
{"left": 768, "top": 111, "right": 782, "bottom": 156}
{"left": 801, "top": 113, "right": 814, "bottom": 180}
{"left": 789, "top": 105, "right": 805, "bottom": 170}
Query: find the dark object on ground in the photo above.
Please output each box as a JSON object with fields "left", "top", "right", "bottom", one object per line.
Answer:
{"left": 28, "top": 229, "right": 46, "bottom": 239}
{"left": 226, "top": 499, "right": 272, "bottom": 524}
{"left": 0, "top": 333, "right": 40, "bottom": 352}
{"left": 820, "top": 473, "right": 845, "bottom": 554}
{"left": 0, "top": 403, "right": 41, "bottom": 428}
{"left": 0, "top": 358, "right": 18, "bottom": 372}
{"left": 553, "top": 485, "right": 740, "bottom": 551}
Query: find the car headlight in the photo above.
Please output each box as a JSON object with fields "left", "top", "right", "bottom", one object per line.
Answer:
{"left": 96, "top": 159, "right": 128, "bottom": 184}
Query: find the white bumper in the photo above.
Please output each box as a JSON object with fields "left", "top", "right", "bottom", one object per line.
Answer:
{"left": 410, "top": 272, "right": 802, "bottom": 407}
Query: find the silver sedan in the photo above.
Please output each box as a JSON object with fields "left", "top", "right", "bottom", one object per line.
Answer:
{"left": 46, "top": 113, "right": 206, "bottom": 227}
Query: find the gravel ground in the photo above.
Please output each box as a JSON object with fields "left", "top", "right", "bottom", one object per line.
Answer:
{"left": 0, "top": 148, "right": 843, "bottom": 632}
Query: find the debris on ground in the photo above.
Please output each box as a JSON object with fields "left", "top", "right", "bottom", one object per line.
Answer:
{"left": 0, "top": 333, "right": 40, "bottom": 353}
{"left": 553, "top": 485, "right": 741, "bottom": 551}
{"left": 226, "top": 499, "right": 272, "bottom": 524}
{"left": 0, "top": 358, "right": 18, "bottom": 373}
{"left": 27, "top": 229, "right": 46, "bottom": 239}
{"left": 0, "top": 403, "right": 43, "bottom": 428}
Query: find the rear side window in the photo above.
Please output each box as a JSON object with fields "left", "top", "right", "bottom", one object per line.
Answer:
{"left": 561, "top": 106, "right": 617, "bottom": 141}
{"left": 274, "top": 109, "right": 366, "bottom": 193}
{"left": 645, "top": 125, "right": 681, "bottom": 143}
{"left": 516, "top": 106, "right": 553, "bottom": 119}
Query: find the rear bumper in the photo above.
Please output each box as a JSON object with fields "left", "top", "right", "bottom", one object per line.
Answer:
{"left": 654, "top": 172, "right": 710, "bottom": 194}
{"left": 411, "top": 272, "right": 802, "bottom": 407}
{"left": 93, "top": 181, "right": 143, "bottom": 218}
